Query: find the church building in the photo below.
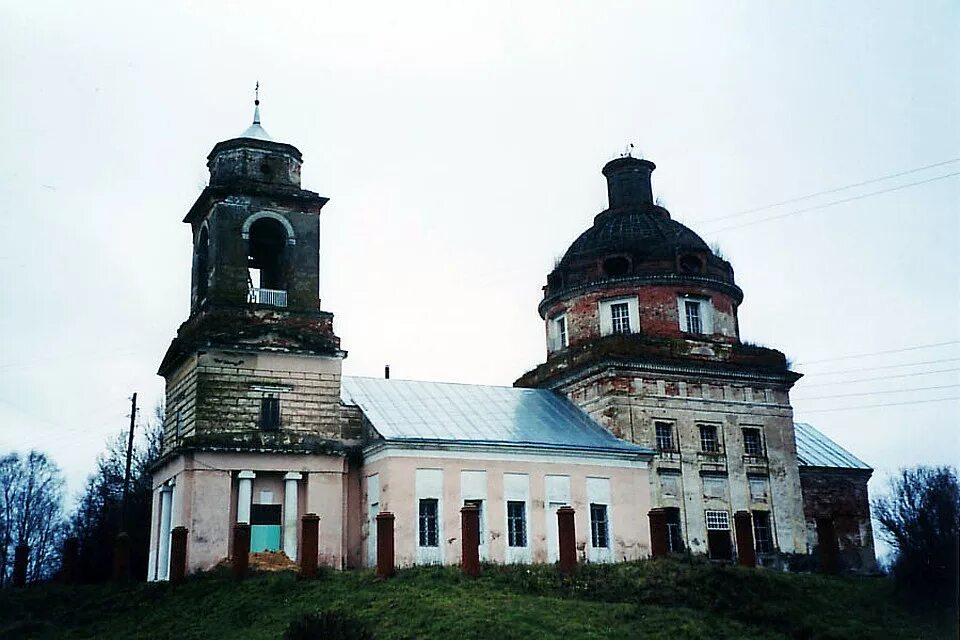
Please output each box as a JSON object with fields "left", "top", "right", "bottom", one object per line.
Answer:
{"left": 148, "top": 99, "right": 875, "bottom": 579}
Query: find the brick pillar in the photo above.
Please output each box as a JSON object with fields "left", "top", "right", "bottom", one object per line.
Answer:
{"left": 816, "top": 517, "right": 840, "bottom": 575}
{"left": 376, "top": 512, "right": 395, "bottom": 578}
{"left": 461, "top": 504, "right": 480, "bottom": 577}
{"left": 60, "top": 537, "right": 79, "bottom": 584}
{"left": 232, "top": 523, "right": 251, "bottom": 580}
{"left": 648, "top": 508, "right": 669, "bottom": 559}
{"left": 300, "top": 513, "right": 320, "bottom": 578}
{"left": 12, "top": 544, "right": 29, "bottom": 588}
{"left": 557, "top": 506, "right": 577, "bottom": 574}
{"left": 734, "top": 511, "right": 756, "bottom": 568}
{"left": 169, "top": 526, "right": 188, "bottom": 585}
{"left": 112, "top": 532, "right": 131, "bottom": 583}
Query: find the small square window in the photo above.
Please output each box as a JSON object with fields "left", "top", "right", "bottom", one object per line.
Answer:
{"left": 507, "top": 501, "right": 527, "bottom": 547}
{"left": 418, "top": 498, "right": 439, "bottom": 547}
{"left": 260, "top": 396, "right": 280, "bottom": 430}
{"left": 705, "top": 510, "right": 730, "bottom": 530}
{"left": 590, "top": 503, "right": 609, "bottom": 548}
{"left": 610, "top": 303, "right": 631, "bottom": 334}
{"left": 655, "top": 422, "right": 675, "bottom": 451}
{"left": 699, "top": 424, "right": 720, "bottom": 453}
{"left": 753, "top": 511, "right": 775, "bottom": 553}
{"left": 742, "top": 428, "right": 764, "bottom": 456}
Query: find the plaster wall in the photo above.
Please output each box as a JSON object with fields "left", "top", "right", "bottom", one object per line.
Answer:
{"left": 560, "top": 369, "right": 806, "bottom": 557}
{"left": 360, "top": 449, "right": 650, "bottom": 568}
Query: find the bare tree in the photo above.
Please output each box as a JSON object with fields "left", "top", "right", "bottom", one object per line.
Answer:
{"left": 69, "top": 402, "right": 163, "bottom": 582}
{"left": 0, "top": 451, "right": 66, "bottom": 586}
{"left": 873, "top": 466, "right": 959, "bottom": 603}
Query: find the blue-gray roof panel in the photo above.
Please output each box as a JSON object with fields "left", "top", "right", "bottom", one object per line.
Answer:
{"left": 341, "top": 376, "right": 649, "bottom": 455}
{"left": 794, "top": 422, "right": 871, "bottom": 470}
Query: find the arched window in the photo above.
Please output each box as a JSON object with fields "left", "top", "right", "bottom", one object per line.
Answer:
{"left": 247, "top": 217, "right": 288, "bottom": 292}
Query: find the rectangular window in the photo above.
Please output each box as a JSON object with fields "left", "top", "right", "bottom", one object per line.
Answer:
{"left": 742, "top": 428, "right": 764, "bottom": 456}
{"left": 555, "top": 316, "right": 568, "bottom": 348}
{"left": 684, "top": 300, "right": 703, "bottom": 334}
{"left": 590, "top": 503, "right": 609, "bottom": 548}
{"left": 507, "top": 501, "right": 527, "bottom": 547}
{"left": 418, "top": 498, "right": 439, "bottom": 547}
{"left": 610, "top": 302, "right": 631, "bottom": 334}
{"left": 260, "top": 396, "right": 280, "bottom": 430}
{"left": 699, "top": 424, "right": 719, "bottom": 453}
{"left": 705, "top": 510, "right": 730, "bottom": 531}
{"left": 753, "top": 511, "right": 774, "bottom": 553}
{"left": 174, "top": 409, "right": 183, "bottom": 440}
{"left": 655, "top": 422, "right": 675, "bottom": 451}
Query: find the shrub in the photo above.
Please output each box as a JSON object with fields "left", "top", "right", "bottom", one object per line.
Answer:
{"left": 873, "top": 466, "right": 959, "bottom": 604}
{"left": 283, "top": 610, "right": 375, "bottom": 640}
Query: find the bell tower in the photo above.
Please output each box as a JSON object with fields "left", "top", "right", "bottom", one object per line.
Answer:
{"left": 158, "top": 93, "right": 348, "bottom": 451}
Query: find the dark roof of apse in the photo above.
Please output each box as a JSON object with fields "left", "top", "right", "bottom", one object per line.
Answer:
{"left": 340, "top": 376, "right": 651, "bottom": 457}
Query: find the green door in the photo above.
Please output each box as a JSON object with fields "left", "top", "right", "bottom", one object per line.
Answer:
{"left": 250, "top": 504, "right": 282, "bottom": 552}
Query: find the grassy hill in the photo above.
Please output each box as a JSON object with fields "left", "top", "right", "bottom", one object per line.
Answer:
{"left": 1, "top": 559, "right": 956, "bottom": 639}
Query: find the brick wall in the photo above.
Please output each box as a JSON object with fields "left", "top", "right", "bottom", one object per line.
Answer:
{"left": 799, "top": 467, "right": 877, "bottom": 573}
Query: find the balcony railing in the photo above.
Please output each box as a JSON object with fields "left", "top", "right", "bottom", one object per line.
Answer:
{"left": 248, "top": 287, "right": 288, "bottom": 308}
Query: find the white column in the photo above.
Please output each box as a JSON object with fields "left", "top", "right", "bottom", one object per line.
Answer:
{"left": 283, "top": 472, "right": 302, "bottom": 560}
{"left": 237, "top": 470, "right": 255, "bottom": 524}
{"left": 157, "top": 482, "right": 174, "bottom": 581}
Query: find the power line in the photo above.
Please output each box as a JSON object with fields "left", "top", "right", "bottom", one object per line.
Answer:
{"left": 800, "top": 396, "right": 959, "bottom": 414}
{"left": 797, "top": 367, "right": 960, "bottom": 388}
{"left": 794, "top": 384, "right": 959, "bottom": 401}
{"left": 796, "top": 341, "right": 960, "bottom": 366}
{"left": 703, "top": 171, "right": 960, "bottom": 234}
{"left": 801, "top": 357, "right": 960, "bottom": 376}
{"left": 696, "top": 158, "right": 960, "bottom": 224}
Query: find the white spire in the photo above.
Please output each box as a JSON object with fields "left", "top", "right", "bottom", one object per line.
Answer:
{"left": 240, "top": 81, "right": 272, "bottom": 141}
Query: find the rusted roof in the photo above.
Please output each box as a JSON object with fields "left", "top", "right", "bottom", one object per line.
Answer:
{"left": 794, "top": 422, "right": 871, "bottom": 470}
{"left": 341, "top": 376, "right": 651, "bottom": 457}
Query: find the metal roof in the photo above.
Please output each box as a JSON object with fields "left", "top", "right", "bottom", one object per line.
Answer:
{"left": 341, "top": 376, "right": 650, "bottom": 456}
{"left": 794, "top": 422, "right": 871, "bottom": 470}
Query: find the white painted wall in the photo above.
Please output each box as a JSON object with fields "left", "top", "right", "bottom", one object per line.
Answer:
{"left": 587, "top": 476, "right": 613, "bottom": 563}
{"left": 416, "top": 468, "right": 444, "bottom": 565}
{"left": 544, "top": 474, "right": 571, "bottom": 563}
{"left": 366, "top": 473, "right": 380, "bottom": 568}
{"left": 503, "top": 472, "right": 531, "bottom": 564}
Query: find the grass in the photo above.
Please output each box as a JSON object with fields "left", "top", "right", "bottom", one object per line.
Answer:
{"left": 1, "top": 558, "right": 956, "bottom": 639}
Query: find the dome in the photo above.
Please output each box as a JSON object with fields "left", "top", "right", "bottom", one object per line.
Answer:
{"left": 540, "top": 155, "right": 741, "bottom": 315}
{"left": 561, "top": 205, "right": 710, "bottom": 264}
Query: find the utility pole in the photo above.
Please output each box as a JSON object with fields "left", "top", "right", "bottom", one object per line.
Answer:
{"left": 121, "top": 392, "right": 137, "bottom": 533}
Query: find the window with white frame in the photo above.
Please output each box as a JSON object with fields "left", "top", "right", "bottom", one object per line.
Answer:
{"left": 610, "top": 303, "right": 631, "bottom": 334}
{"left": 590, "top": 503, "right": 609, "bottom": 548}
{"left": 507, "top": 501, "right": 527, "bottom": 547}
{"left": 552, "top": 315, "right": 568, "bottom": 350}
{"left": 678, "top": 296, "right": 712, "bottom": 334}
{"left": 599, "top": 297, "right": 639, "bottom": 337}
{"left": 418, "top": 498, "right": 439, "bottom": 547}
{"left": 705, "top": 510, "right": 730, "bottom": 531}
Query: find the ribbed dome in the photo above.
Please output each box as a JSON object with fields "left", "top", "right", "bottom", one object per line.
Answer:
{"left": 561, "top": 205, "right": 710, "bottom": 264}
{"left": 539, "top": 155, "right": 741, "bottom": 315}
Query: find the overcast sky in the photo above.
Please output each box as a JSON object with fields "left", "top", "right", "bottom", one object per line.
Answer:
{"left": 1, "top": 1, "right": 957, "bottom": 553}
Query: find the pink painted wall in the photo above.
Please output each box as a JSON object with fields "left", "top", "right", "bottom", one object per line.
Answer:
{"left": 361, "top": 451, "right": 650, "bottom": 567}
